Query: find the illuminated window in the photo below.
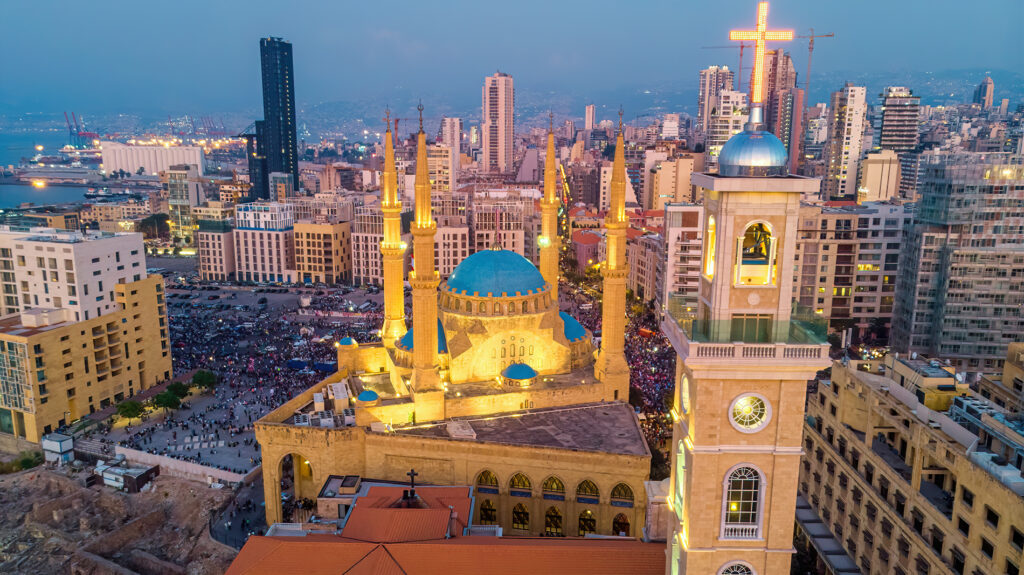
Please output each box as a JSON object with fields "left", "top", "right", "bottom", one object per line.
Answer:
{"left": 476, "top": 470, "right": 498, "bottom": 487}
{"left": 509, "top": 473, "right": 532, "bottom": 491}
{"left": 723, "top": 466, "right": 762, "bottom": 539}
{"left": 703, "top": 215, "right": 717, "bottom": 277}
{"left": 578, "top": 509, "right": 597, "bottom": 535}
{"left": 736, "top": 222, "right": 776, "bottom": 286}
{"left": 545, "top": 506, "right": 563, "bottom": 535}
{"left": 576, "top": 480, "right": 600, "bottom": 498}
{"left": 611, "top": 483, "right": 634, "bottom": 503}
{"left": 730, "top": 395, "right": 770, "bottom": 432}
{"left": 543, "top": 476, "right": 565, "bottom": 494}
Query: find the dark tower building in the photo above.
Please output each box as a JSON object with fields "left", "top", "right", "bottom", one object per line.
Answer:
{"left": 243, "top": 120, "right": 269, "bottom": 201}
{"left": 259, "top": 37, "right": 299, "bottom": 194}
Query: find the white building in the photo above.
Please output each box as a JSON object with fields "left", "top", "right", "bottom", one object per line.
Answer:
{"left": 660, "top": 203, "right": 703, "bottom": 314}
{"left": 661, "top": 114, "right": 681, "bottom": 140}
{"left": 704, "top": 90, "right": 749, "bottom": 171}
{"left": 482, "top": 72, "right": 515, "bottom": 174}
{"left": 233, "top": 203, "right": 295, "bottom": 283}
{"left": 427, "top": 144, "right": 458, "bottom": 194}
{"left": 585, "top": 104, "right": 596, "bottom": 131}
{"left": 0, "top": 228, "right": 147, "bottom": 322}
{"left": 857, "top": 150, "right": 901, "bottom": 203}
{"left": 697, "top": 66, "right": 735, "bottom": 134}
{"left": 100, "top": 141, "right": 203, "bottom": 177}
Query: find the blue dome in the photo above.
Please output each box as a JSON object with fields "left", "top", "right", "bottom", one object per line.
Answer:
{"left": 501, "top": 362, "right": 538, "bottom": 380}
{"left": 446, "top": 249, "right": 547, "bottom": 297}
{"left": 357, "top": 390, "right": 379, "bottom": 402}
{"left": 397, "top": 319, "right": 448, "bottom": 354}
{"left": 559, "top": 311, "right": 587, "bottom": 342}
{"left": 718, "top": 129, "right": 789, "bottom": 177}
{"left": 339, "top": 336, "right": 356, "bottom": 346}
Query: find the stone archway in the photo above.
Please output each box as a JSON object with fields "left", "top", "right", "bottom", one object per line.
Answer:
{"left": 279, "top": 453, "right": 316, "bottom": 523}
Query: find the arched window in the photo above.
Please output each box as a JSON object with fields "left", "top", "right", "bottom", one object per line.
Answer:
{"left": 509, "top": 473, "right": 532, "bottom": 491}
{"left": 520, "top": 345, "right": 525, "bottom": 356}
{"left": 610, "top": 483, "right": 634, "bottom": 504}
{"left": 542, "top": 476, "right": 565, "bottom": 494}
{"left": 719, "top": 562, "right": 754, "bottom": 575}
{"left": 479, "top": 499, "right": 497, "bottom": 525}
{"left": 578, "top": 510, "right": 596, "bottom": 535}
{"left": 533, "top": 299, "right": 538, "bottom": 311}
{"left": 512, "top": 503, "right": 530, "bottom": 530}
{"left": 576, "top": 480, "right": 600, "bottom": 499}
{"left": 703, "top": 215, "right": 717, "bottom": 277}
{"left": 476, "top": 470, "right": 498, "bottom": 488}
{"left": 494, "top": 302, "right": 500, "bottom": 314}
{"left": 612, "top": 513, "right": 630, "bottom": 536}
{"left": 545, "top": 506, "right": 563, "bottom": 535}
{"left": 522, "top": 301, "right": 528, "bottom": 313}
{"left": 480, "top": 302, "right": 487, "bottom": 313}
{"left": 454, "top": 299, "right": 461, "bottom": 311}
{"left": 736, "top": 221, "right": 776, "bottom": 286}
{"left": 723, "top": 466, "right": 762, "bottom": 539}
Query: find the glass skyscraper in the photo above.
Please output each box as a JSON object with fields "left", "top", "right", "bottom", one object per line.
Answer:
{"left": 253, "top": 37, "right": 298, "bottom": 200}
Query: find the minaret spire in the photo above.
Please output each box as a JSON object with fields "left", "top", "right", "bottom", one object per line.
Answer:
{"left": 594, "top": 108, "right": 629, "bottom": 397}
{"left": 409, "top": 102, "right": 443, "bottom": 421}
{"left": 380, "top": 109, "right": 406, "bottom": 348}
{"left": 539, "top": 111, "right": 561, "bottom": 289}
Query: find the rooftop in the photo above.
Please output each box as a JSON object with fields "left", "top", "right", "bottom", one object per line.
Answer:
{"left": 391, "top": 402, "right": 649, "bottom": 457}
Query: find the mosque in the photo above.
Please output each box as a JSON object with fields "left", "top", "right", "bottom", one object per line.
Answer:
{"left": 255, "top": 107, "right": 647, "bottom": 539}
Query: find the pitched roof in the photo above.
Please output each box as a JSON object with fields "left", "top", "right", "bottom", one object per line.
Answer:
{"left": 343, "top": 508, "right": 452, "bottom": 542}
{"left": 227, "top": 536, "right": 667, "bottom": 575}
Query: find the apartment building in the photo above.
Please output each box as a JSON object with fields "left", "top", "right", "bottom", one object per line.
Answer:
{"left": 0, "top": 273, "right": 170, "bottom": 445}
{"left": 660, "top": 203, "right": 703, "bottom": 315}
{"left": 285, "top": 193, "right": 355, "bottom": 223}
{"left": 470, "top": 199, "right": 525, "bottom": 255}
{"left": 626, "top": 231, "right": 662, "bottom": 303}
{"left": 233, "top": 202, "right": 295, "bottom": 284}
{"left": 433, "top": 194, "right": 470, "bottom": 279}
{"left": 977, "top": 343, "right": 1024, "bottom": 414}
{"left": 427, "top": 144, "right": 458, "bottom": 194}
{"left": 891, "top": 153, "right": 1024, "bottom": 372}
{"left": 350, "top": 204, "right": 411, "bottom": 287}
{"left": 194, "top": 202, "right": 236, "bottom": 282}
{"left": 823, "top": 84, "right": 868, "bottom": 200}
{"left": 293, "top": 221, "right": 351, "bottom": 285}
{"left": 801, "top": 354, "right": 1024, "bottom": 575}
{"left": 0, "top": 228, "right": 148, "bottom": 322}
{"left": 704, "top": 90, "right": 749, "bottom": 171}
{"left": 80, "top": 201, "right": 152, "bottom": 224}
{"left": 793, "top": 202, "right": 911, "bottom": 344}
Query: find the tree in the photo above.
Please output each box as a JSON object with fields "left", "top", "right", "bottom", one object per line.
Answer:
{"left": 116, "top": 400, "right": 145, "bottom": 425}
{"left": 166, "top": 382, "right": 190, "bottom": 399}
{"left": 138, "top": 214, "right": 170, "bottom": 240}
{"left": 192, "top": 370, "right": 219, "bottom": 390}
{"left": 136, "top": 166, "right": 145, "bottom": 176}
{"left": 152, "top": 391, "right": 181, "bottom": 413}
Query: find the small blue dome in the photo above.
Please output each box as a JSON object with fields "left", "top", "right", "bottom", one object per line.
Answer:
{"left": 502, "top": 362, "right": 537, "bottom": 380}
{"left": 397, "top": 319, "right": 448, "bottom": 354}
{"left": 339, "top": 336, "right": 356, "bottom": 346}
{"left": 446, "top": 249, "right": 547, "bottom": 297}
{"left": 718, "top": 129, "right": 789, "bottom": 177}
{"left": 559, "top": 311, "right": 587, "bottom": 342}
{"left": 357, "top": 390, "right": 379, "bottom": 402}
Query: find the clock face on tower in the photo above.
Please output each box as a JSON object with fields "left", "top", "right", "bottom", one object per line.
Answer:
{"left": 730, "top": 394, "right": 770, "bottom": 432}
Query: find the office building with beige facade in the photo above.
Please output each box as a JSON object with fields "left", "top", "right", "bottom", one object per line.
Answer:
{"left": 194, "top": 202, "right": 237, "bottom": 282}
{"left": 232, "top": 202, "right": 295, "bottom": 284}
{"left": 293, "top": 221, "right": 351, "bottom": 285}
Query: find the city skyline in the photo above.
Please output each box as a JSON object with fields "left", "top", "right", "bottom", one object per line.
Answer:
{"left": 1, "top": 0, "right": 1020, "bottom": 117}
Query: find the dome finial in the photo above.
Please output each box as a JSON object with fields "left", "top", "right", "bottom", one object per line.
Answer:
{"left": 417, "top": 101, "right": 424, "bottom": 133}
{"left": 383, "top": 107, "right": 391, "bottom": 132}
{"left": 617, "top": 107, "right": 624, "bottom": 132}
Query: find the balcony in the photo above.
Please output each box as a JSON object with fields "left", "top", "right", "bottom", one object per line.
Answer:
{"left": 722, "top": 524, "right": 760, "bottom": 540}
{"left": 662, "top": 295, "right": 829, "bottom": 365}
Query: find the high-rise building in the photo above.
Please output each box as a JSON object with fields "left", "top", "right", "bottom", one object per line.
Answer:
{"left": 877, "top": 86, "right": 920, "bottom": 153}
{"left": 757, "top": 49, "right": 797, "bottom": 130}
{"left": 482, "top": 72, "right": 514, "bottom": 174}
{"left": 165, "top": 164, "right": 203, "bottom": 244}
{"left": 697, "top": 66, "right": 735, "bottom": 134}
{"left": 704, "top": 90, "right": 749, "bottom": 171}
{"left": 857, "top": 150, "right": 901, "bottom": 203}
{"left": 585, "top": 104, "right": 596, "bottom": 131}
{"left": 823, "top": 83, "right": 868, "bottom": 199}
{"left": 648, "top": 156, "right": 699, "bottom": 210}
{"left": 661, "top": 114, "right": 682, "bottom": 140}
{"left": 259, "top": 37, "right": 299, "bottom": 194}
{"left": 973, "top": 76, "right": 995, "bottom": 109}
{"left": 427, "top": 144, "right": 458, "bottom": 194}
{"left": 439, "top": 117, "right": 463, "bottom": 153}
{"left": 770, "top": 87, "right": 804, "bottom": 174}
{"left": 891, "top": 152, "right": 1024, "bottom": 373}
{"left": 659, "top": 203, "right": 703, "bottom": 314}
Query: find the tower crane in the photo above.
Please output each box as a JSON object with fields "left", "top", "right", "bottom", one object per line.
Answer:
{"left": 795, "top": 28, "right": 834, "bottom": 105}
{"left": 700, "top": 43, "right": 752, "bottom": 91}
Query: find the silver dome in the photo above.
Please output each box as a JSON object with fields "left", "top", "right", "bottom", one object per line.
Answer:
{"left": 717, "top": 129, "right": 790, "bottom": 177}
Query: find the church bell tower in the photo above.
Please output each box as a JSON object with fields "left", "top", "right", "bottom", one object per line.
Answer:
{"left": 663, "top": 4, "right": 829, "bottom": 574}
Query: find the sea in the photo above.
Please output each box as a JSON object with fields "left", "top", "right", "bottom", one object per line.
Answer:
{"left": 0, "top": 132, "right": 91, "bottom": 209}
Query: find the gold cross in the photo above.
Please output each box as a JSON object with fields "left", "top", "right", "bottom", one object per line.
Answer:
{"left": 729, "top": 2, "right": 793, "bottom": 105}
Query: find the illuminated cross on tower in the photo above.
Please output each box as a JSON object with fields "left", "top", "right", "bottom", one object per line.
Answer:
{"left": 729, "top": 2, "right": 793, "bottom": 115}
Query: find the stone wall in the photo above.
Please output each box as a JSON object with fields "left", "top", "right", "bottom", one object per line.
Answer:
{"left": 114, "top": 446, "right": 257, "bottom": 485}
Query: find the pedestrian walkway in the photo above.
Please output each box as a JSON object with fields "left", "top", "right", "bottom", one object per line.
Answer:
{"left": 86, "top": 369, "right": 198, "bottom": 422}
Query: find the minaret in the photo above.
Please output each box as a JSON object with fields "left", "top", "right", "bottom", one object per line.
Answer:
{"left": 380, "top": 110, "right": 407, "bottom": 349}
{"left": 594, "top": 109, "right": 629, "bottom": 399}
{"left": 409, "top": 104, "right": 444, "bottom": 422}
{"left": 539, "top": 112, "right": 561, "bottom": 289}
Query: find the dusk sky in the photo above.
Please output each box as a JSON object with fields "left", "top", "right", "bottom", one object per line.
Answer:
{"left": 2, "top": 0, "right": 1020, "bottom": 114}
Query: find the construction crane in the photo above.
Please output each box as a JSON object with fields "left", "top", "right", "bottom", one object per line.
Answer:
{"left": 796, "top": 28, "right": 834, "bottom": 105}
{"left": 700, "top": 43, "right": 752, "bottom": 91}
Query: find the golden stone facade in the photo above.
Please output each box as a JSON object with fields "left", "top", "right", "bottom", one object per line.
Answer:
{"left": 255, "top": 114, "right": 641, "bottom": 537}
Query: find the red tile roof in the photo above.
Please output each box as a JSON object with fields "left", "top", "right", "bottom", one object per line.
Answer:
{"left": 226, "top": 536, "right": 667, "bottom": 575}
